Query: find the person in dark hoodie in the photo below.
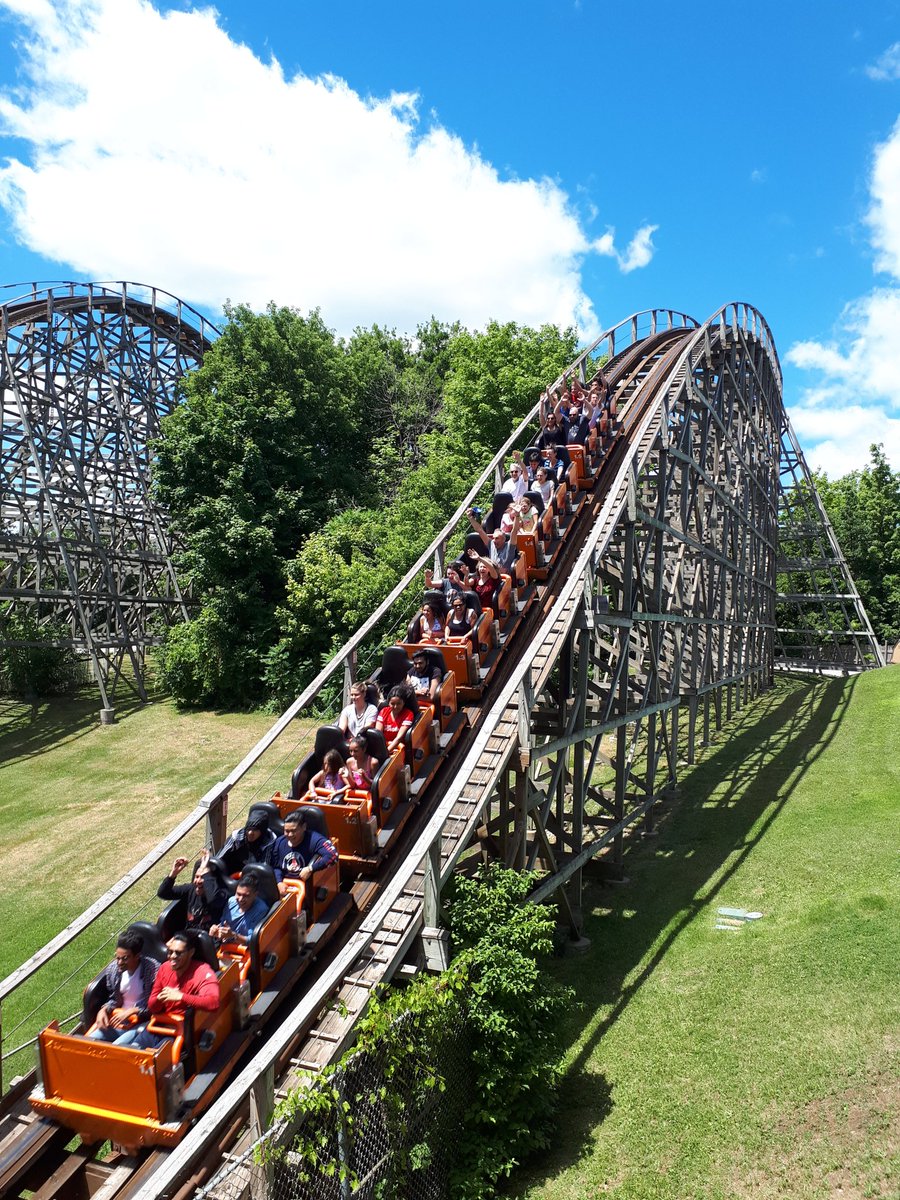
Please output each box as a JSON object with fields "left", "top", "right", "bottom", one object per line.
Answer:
{"left": 157, "top": 851, "right": 227, "bottom": 933}
{"left": 217, "top": 810, "right": 276, "bottom": 876}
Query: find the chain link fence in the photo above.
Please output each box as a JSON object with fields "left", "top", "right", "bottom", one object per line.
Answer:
{"left": 198, "top": 1005, "right": 473, "bottom": 1200}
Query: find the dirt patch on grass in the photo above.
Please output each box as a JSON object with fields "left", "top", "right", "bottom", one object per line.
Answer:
{"left": 726, "top": 1070, "right": 900, "bottom": 1200}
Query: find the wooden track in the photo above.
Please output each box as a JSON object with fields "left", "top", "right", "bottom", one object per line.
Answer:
{"left": 0, "top": 321, "right": 696, "bottom": 1200}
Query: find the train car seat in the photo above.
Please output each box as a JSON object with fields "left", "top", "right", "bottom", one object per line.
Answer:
{"left": 524, "top": 487, "right": 545, "bottom": 515}
{"left": 491, "top": 491, "right": 515, "bottom": 526}
{"left": 289, "top": 726, "right": 346, "bottom": 798}
{"left": 378, "top": 645, "right": 412, "bottom": 694}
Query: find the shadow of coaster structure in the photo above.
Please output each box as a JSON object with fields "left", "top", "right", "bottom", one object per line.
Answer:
{"left": 0, "top": 281, "right": 217, "bottom": 714}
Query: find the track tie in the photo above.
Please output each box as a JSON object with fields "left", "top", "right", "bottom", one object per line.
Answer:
{"left": 342, "top": 974, "right": 377, "bottom": 989}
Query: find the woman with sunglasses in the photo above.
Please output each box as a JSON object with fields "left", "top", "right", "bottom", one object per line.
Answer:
{"left": 444, "top": 594, "right": 477, "bottom": 644}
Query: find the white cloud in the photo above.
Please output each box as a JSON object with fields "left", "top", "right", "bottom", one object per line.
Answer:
{"left": 788, "top": 400, "right": 900, "bottom": 477}
{"left": 866, "top": 115, "right": 900, "bottom": 275}
{"left": 865, "top": 41, "right": 900, "bottom": 82}
{"left": 0, "top": 0, "right": 658, "bottom": 338}
{"left": 785, "top": 122, "right": 900, "bottom": 475}
{"left": 593, "top": 223, "right": 658, "bottom": 274}
{"left": 750, "top": 167, "right": 767, "bottom": 184}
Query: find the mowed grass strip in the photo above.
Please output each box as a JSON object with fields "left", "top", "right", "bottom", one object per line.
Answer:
{"left": 0, "top": 693, "right": 308, "bottom": 1076}
{"left": 511, "top": 669, "right": 900, "bottom": 1200}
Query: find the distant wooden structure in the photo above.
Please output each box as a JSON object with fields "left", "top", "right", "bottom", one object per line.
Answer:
{"left": 0, "top": 281, "right": 217, "bottom": 713}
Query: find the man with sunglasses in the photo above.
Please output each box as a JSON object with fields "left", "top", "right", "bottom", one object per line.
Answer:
{"left": 122, "top": 931, "right": 220, "bottom": 1048}
{"left": 500, "top": 459, "right": 528, "bottom": 500}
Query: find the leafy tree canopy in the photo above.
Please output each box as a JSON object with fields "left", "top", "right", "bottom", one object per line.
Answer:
{"left": 153, "top": 304, "right": 576, "bottom": 708}
{"left": 814, "top": 443, "right": 900, "bottom": 644}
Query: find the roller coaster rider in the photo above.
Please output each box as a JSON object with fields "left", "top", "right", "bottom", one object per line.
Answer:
{"left": 271, "top": 809, "right": 338, "bottom": 897}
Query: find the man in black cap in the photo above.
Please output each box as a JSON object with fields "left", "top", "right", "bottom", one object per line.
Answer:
{"left": 217, "top": 810, "right": 276, "bottom": 875}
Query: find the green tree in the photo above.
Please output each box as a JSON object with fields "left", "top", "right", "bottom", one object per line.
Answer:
{"left": 154, "top": 304, "right": 401, "bottom": 706}
{"left": 154, "top": 304, "right": 576, "bottom": 708}
{"left": 447, "top": 867, "right": 574, "bottom": 1197}
{"left": 814, "top": 443, "right": 900, "bottom": 644}
{"left": 0, "top": 611, "right": 83, "bottom": 698}
{"left": 265, "top": 321, "right": 577, "bottom": 705}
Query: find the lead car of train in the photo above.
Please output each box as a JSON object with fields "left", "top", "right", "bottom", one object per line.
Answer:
{"left": 28, "top": 428, "right": 604, "bottom": 1151}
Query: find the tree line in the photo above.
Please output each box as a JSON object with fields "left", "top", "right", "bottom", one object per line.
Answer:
{"left": 152, "top": 303, "right": 577, "bottom": 709}
{"left": 2, "top": 302, "right": 896, "bottom": 703}
{"left": 812, "top": 444, "right": 900, "bottom": 647}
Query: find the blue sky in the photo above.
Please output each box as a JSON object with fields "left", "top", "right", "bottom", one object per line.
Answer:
{"left": 1, "top": 0, "right": 900, "bottom": 475}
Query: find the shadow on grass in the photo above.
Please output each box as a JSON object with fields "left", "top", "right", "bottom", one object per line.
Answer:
{"left": 0, "top": 688, "right": 149, "bottom": 768}
{"left": 510, "top": 672, "right": 857, "bottom": 1192}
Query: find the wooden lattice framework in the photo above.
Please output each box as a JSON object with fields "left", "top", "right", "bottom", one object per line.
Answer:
{"left": 0, "top": 304, "right": 884, "bottom": 1199}
{"left": 774, "top": 411, "right": 884, "bottom": 671}
{"left": 0, "top": 282, "right": 216, "bottom": 710}
{"left": 476, "top": 303, "right": 883, "bottom": 922}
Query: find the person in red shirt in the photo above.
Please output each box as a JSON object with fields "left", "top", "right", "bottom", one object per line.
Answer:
{"left": 376, "top": 688, "right": 415, "bottom": 755}
{"left": 124, "top": 931, "right": 219, "bottom": 1048}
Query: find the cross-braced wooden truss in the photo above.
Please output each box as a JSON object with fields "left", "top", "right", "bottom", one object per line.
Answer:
{"left": 0, "top": 282, "right": 216, "bottom": 709}
{"left": 775, "top": 411, "right": 883, "bottom": 671}
{"left": 467, "top": 304, "right": 882, "bottom": 925}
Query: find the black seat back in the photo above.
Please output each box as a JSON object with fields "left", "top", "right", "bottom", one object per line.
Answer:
{"left": 81, "top": 974, "right": 111, "bottom": 1028}
{"left": 362, "top": 728, "right": 389, "bottom": 766}
{"left": 524, "top": 488, "right": 545, "bottom": 515}
{"left": 464, "top": 531, "right": 487, "bottom": 562}
{"left": 314, "top": 726, "right": 347, "bottom": 761}
{"left": 380, "top": 646, "right": 411, "bottom": 691}
{"left": 241, "top": 862, "right": 281, "bottom": 908}
{"left": 191, "top": 930, "right": 221, "bottom": 971}
{"left": 419, "top": 646, "right": 447, "bottom": 677}
{"left": 291, "top": 727, "right": 346, "bottom": 797}
{"left": 298, "top": 805, "right": 330, "bottom": 838}
{"left": 157, "top": 896, "right": 188, "bottom": 943}
{"left": 461, "top": 588, "right": 482, "bottom": 615}
{"left": 206, "top": 855, "right": 237, "bottom": 897}
{"left": 128, "top": 920, "right": 168, "bottom": 966}
{"left": 491, "top": 491, "right": 514, "bottom": 524}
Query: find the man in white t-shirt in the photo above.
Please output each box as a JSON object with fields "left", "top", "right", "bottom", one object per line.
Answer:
{"left": 87, "top": 930, "right": 161, "bottom": 1042}
{"left": 500, "top": 460, "right": 528, "bottom": 500}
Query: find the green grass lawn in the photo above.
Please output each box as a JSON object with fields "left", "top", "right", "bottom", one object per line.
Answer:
{"left": 511, "top": 669, "right": 900, "bottom": 1200}
{"left": 0, "top": 691, "right": 305, "bottom": 1080}
{"left": 2, "top": 670, "right": 897, "bottom": 1197}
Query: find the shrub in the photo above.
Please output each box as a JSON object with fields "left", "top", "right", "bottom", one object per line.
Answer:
{"left": 0, "top": 611, "right": 83, "bottom": 697}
